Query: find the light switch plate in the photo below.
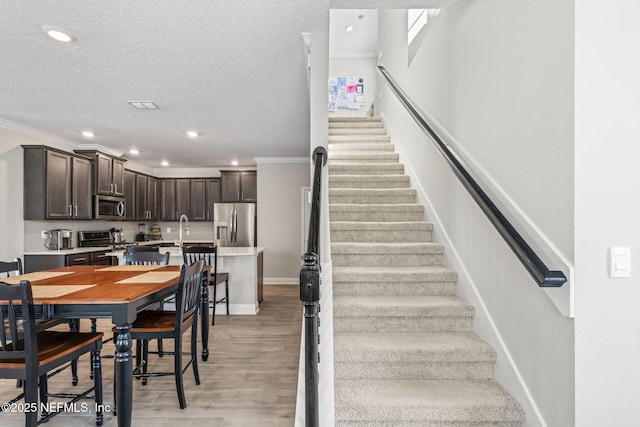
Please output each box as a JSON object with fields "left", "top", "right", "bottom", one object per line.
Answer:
{"left": 609, "top": 247, "right": 631, "bottom": 278}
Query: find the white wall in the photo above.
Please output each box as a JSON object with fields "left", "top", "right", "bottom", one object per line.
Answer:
{"left": 575, "top": 1, "right": 640, "bottom": 424}
{"left": 377, "top": 2, "right": 574, "bottom": 426}
{"left": 0, "top": 128, "right": 27, "bottom": 262}
{"left": 328, "top": 57, "right": 378, "bottom": 117}
{"left": 256, "top": 160, "right": 310, "bottom": 283}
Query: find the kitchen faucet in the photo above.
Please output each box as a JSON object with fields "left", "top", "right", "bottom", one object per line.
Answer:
{"left": 178, "top": 214, "right": 189, "bottom": 248}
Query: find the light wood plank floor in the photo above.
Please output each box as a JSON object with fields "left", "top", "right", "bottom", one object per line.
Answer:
{"left": 0, "top": 285, "right": 302, "bottom": 426}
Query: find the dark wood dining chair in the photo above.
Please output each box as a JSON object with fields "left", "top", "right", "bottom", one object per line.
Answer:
{"left": 124, "top": 245, "right": 159, "bottom": 254}
{"left": 0, "top": 280, "right": 104, "bottom": 426}
{"left": 122, "top": 260, "right": 205, "bottom": 409}
{"left": 123, "top": 251, "right": 170, "bottom": 266}
{"left": 1, "top": 258, "right": 78, "bottom": 387}
{"left": 182, "top": 245, "right": 230, "bottom": 325}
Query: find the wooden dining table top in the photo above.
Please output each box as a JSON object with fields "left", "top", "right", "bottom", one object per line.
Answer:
{"left": 1, "top": 265, "right": 183, "bottom": 305}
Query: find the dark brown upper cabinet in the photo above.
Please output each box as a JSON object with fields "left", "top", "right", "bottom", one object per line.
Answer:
{"left": 75, "top": 150, "right": 126, "bottom": 196}
{"left": 23, "top": 146, "right": 93, "bottom": 220}
{"left": 220, "top": 171, "right": 256, "bottom": 202}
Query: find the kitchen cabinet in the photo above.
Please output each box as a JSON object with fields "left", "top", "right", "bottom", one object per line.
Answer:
{"left": 205, "top": 179, "right": 221, "bottom": 220}
{"left": 135, "top": 174, "right": 158, "bottom": 220}
{"left": 191, "top": 179, "right": 207, "bottom": 221}
{"left": 75, "top": 150, "right": 126, "bottom": 196}
{"left": 220, "top": 171, "right": 256, "bottom": 202}
{"left": 160, "top": 178, "right": 208, "bottom": 221}
{"left": 123, "top": 169, "right": 136, "bottom": 220}
{"left": 23, "top": 146, "right": 93, "bottom": 220}
{"left": 159, "top": 179, "right": 176, "bottom": 221}
{"left": 24, "top": 249, "right": 113, "bottom": 273}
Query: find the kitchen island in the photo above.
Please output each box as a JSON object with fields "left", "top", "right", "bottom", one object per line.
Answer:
{"left": 106, "top": 245, "right": 266, "bottom": 315}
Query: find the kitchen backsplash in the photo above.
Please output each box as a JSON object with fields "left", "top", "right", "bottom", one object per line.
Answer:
{"left": 24, "top": 220, "right": 215, "bottom": 251}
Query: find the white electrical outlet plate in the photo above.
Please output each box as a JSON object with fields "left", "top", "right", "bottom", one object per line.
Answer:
{"left": 166, "top": 227, "right": 171, "bottom": 233}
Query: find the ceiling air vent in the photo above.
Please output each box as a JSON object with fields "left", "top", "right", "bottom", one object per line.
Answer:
{"left": 128, "top": 101, "right": 158, "bottom": 109}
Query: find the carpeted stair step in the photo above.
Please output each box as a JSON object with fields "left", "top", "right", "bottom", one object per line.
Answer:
{"left": 334, "top": 378, "right": 526, "bottom": 426}
{"left": 329, "top": 188, "right": 416, "bottom": 204}
{"left": 329, "top": 135, "right": 392, "bottom": 143}
{"left": 329, "top": 163, "right": 405, "bottom": 176}
{"left": 329, "top": 152, "right": 400, "bottom": 163}
{"left": 329, "top": 174, "right": 410, "bottom": 189}
{"left": 333, "top": 295, "right": 474, "bottom": 333}
{"left": 328, "top": 142, "right": 395, "bottom": 152}
{"left": 329, "top": 121, "right": 383, "bottom": 129}
{"left": 329, "top": 117, "right": 382, "bottom": 122}
{"left": 330, "top": 221, "right": 432, "bottom": 242}
{"left": 331, "top": 242, "right": 443, "bottom": 267}
{"left": 334, "top": 331, "right": 496, "bottom": 380}
{"left": 332, "top": 266, "right": 457, "bottom": 296}
{"left": 329, "top": 127, "right": 387, "bottom": 135}
{"left": 329, "top": 203, "right": 424, "bottom": 222}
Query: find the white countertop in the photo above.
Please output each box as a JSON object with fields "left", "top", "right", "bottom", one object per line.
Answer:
{"left": 24, "top": 246, "right": 113, "bottom": 256}
{"left": 106, "top": 246, "right": 267, "bottom": 258}
{"left": 25, "top": 239, "right": 266, "bottom": 257}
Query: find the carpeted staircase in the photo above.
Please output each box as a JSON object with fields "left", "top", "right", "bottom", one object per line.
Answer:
{"left": 329, "top": 117, "right": 525, "bottom": 426}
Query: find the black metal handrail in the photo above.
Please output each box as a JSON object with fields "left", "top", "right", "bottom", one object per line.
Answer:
{"left": 377, "top": 65, "right": 566, "bottom": 287}
{"left": 299, "top": 146, "right": 327, "bottom": 427}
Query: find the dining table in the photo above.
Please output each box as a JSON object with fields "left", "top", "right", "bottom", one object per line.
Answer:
{"left": 1, "top": 264, "right": 212, "bottom": 427}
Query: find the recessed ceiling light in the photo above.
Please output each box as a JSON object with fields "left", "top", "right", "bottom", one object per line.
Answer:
{"left": 231, "top": 160, "right": 239, "bottom": 166}
{"left": 128, "top": 101, "right": 158, "bottom": 109}
{"left": 129, "top": 148, "right": 139, "bottom": 155}
{"left": 345, "top": 25, "right": 354, "bottom": 32}
{"left": 81, "top": 130, "right": 94, "bottom": 138}
{"left": 186, "top": 131, "right": 198, "bottom": 138}
{"left": 42, "top": 25, "right": 75, "bottom": 43}
{"left": 161, "top": 160, "right": 169, "bottom": 167}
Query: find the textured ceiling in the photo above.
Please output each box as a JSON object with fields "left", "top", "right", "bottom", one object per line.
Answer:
{"left": 0, "top": 0, "right": 457, "bottom": 172}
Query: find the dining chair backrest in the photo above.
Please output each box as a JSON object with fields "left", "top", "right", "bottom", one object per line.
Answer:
{"left": 0, "top": 258, "right": 23, "bottom": 278}
{"left": 125, "top": 245, "right": 159, "bottom": 254}
{"left": 181, "top": 245, "right": 217, "bottom": 279}
{"left": 0, "top": 281, "right": 38, "bottom": 367}
{"left": 124, "top": 251, "right": 170, "bottom": 266}
{"left": 175, "top": 260, "right": 205, "bottom": 329}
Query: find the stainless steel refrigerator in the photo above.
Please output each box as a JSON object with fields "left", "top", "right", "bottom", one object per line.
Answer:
{"left": 213, "top": 202, "right": 257, "bottom": 247}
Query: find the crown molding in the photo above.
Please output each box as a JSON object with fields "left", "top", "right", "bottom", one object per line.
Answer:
{"left": 0, "top": 118, "right": 123, "bottom": 157}
{"left": 0, "top": 117, "right": 77, "bottom": 151}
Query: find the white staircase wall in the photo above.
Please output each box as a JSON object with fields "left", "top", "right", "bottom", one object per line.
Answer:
{"left": 377, "top": 4, "right": 574, "bottom": 427}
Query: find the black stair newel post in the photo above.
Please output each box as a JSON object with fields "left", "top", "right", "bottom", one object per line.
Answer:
{"left": 299, "top": 146, "right": 327, "bottom": 427}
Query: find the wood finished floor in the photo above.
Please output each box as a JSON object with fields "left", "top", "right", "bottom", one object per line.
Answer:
{"left": 0, "top": 285, "right": 302, "bottom": 427}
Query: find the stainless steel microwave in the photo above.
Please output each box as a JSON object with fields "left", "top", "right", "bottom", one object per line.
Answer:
{"left": 95, "top": 195, "right": 125, "bottom": 220}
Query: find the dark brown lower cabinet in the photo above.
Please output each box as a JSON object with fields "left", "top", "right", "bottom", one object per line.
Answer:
{"left": 24, "top": 250, "right": 113, "bottom": 273}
